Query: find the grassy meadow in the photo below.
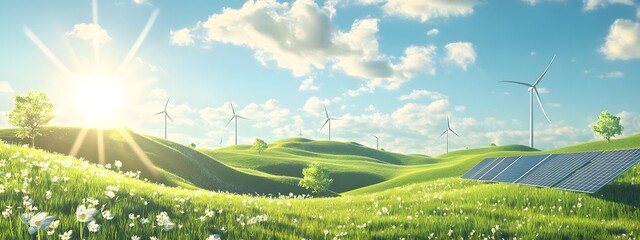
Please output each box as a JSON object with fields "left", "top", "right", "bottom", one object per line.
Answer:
{"left": 0, "top": 128, "right": 638, "bottom": 239}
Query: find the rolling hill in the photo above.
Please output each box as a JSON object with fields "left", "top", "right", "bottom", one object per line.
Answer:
{"left": 0, "top": 133, "right": 638, "bottom": 239}
{"left": 0, "top": 127, "right": 313, "bottom": 195}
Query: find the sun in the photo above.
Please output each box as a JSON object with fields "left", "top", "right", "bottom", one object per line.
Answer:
{"left": 74, "top": 76, "right": 122, "bottom": 126}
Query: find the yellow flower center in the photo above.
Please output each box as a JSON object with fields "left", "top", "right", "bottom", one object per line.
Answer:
{"left": 34, "top": 220, "right": 41, "bottom": 226}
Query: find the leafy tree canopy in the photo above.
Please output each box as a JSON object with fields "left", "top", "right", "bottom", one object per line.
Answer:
{"left": 7, "top": 90, "right": 54, "bottom": 147}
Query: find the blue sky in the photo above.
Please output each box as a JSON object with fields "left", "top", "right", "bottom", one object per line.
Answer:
{"left": 1, "top": 0, "right": 639, "bottom": 155}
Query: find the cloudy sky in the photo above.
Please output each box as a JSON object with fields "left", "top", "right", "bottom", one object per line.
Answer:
{"left": 1, "top": 0, "right": 639, "bottom": 155}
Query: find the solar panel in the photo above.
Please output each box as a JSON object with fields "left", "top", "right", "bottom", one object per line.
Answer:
{"left": 516, "top": 151, "right": 602, "bottom": 187}
{"left": 461, "top": 158, "right": 497, "bottom": 179}
{"left": 469, "top": 157, "right": 505, "bottom": 180}
{"left": 554, "top": 149, "right": 640, "bottom": 193}
{"left": 492, "top": 154, "right": 551, "bottom": 183}
{"left": 478, "top": 156, "right": 521, "bottom": 181}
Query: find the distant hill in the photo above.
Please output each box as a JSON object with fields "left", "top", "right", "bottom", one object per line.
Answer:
{"left": 0, "top": 127, "right": 314, "bottom": 195}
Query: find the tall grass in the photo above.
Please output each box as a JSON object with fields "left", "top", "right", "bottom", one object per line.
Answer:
{"left": 0, "top": 142, "right": 638, "bottom": 239}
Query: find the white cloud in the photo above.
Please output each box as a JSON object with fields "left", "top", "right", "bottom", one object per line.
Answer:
{"left": 398, "top": 89, "right": 447, "bottom": 101}
{"left": 382, "top": 0, "right": 478, "bottom": 23}
{"left": 345, "top": 85, "right": 375, "bottom": 97}
{"left": 522, "top": 0, "right": 566, "bottom": 6}
{"left": 583, "top": 0, "right": 634, "bottom": 11}
{"left": 637, "top": 7, "right": 640, "bottom": 19}
{"left": 170, "top": 28, "right": 194, "bottom": 46}
{"left": 531, "top": 51, "right": 537, "bottom": 56}
{"left": 426, "top": 28, "right": 439, "bottom": 36}
{"left": 617, "top": 111, "right": 640, "bottom": 137}
{"left": 444, "top": 42, "right": 476, "bottom": 70}
{"left": 303, "top": 96, "right": 331, "bottom": 116}
{"left": 454, "top": 105, "right": 466, "bottom": 112}
{"left": 0, "top": 81, "right": 14, "bottom": 93}
{"left": 194, "top": 0, "right": 435, "bottom": 90}
{"left": 598, "top": 71, "right": 624, "bottom": 78}
{"left": 365, "top": 104, "right": 376, "bottom": 112}
{"left": 299, "top": 77, "right": 319, "bottom": 91}
{"left": 148, "top": 88, "right": 167, "bottom": 99}
{"left": 133, "top": 0, "right": 148, "bottom": 4}
{"left": 241, "top": 99, "right": 290, "bottom": 129}
{"left": 66, "top": 23, "right": 111, "bottom": 44}
{"left": 537, "top": 87, "right": 550, "bottom": 94}
{"left": 600, "top": 19, "right": 640, "bottom": 60}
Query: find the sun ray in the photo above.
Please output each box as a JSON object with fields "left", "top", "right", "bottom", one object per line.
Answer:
{"left": 119, "top": 129, "right": 160, "bottom": 178}
{"left": 69, "top": 128, "right": 89, "bottom": 157}
{"left": 97, "top": 129, "right": 106, "bottom": 166}
{"left": 24, "top": 27, "right": 75, "bottom": 79}
{"left": 115, "top": 9, "right": 159, "bottom": 78}
{"left": 63, "top": 38, "right": 81, "bottom": 72}
{"left": 92, "top": 0, "right": 100, "bottom": 69}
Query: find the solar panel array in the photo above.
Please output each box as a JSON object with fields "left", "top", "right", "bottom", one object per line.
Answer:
{"left": 460, "top": 148, "right": 640, "bottom": 193}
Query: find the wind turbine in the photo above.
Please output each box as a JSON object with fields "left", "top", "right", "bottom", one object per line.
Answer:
{"left": 219, "top": 137, "right": 223, "bottom": 146}
{"left": 153, "top": 98, "right": 174, "bottom": 140}
{"left": 372, "top": 134, "right": 379, "bottom": 150}
{"left": 500, "top": 54, "right": 555, "bottom": 148}
{"left": 225, "top": 101, "right": 249, "bottom": 145}
{"left": 439, "top": 116, "right": 459, "bottom": 153}
{"left": 298, "top": 129, "right": 303, "bottom": 137}
{"left": 320, "top": 104, "right": 339, "bottom": 140}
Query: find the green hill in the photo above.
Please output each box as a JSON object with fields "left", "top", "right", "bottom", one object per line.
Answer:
{"left": 201, "top": 138, "right": 442, "bottom": 193}
{"left": 0, "top": 141, "right": 638, "bottom": 239}
{"left": 0, "top": 127, "right": 312, "bottom": 195}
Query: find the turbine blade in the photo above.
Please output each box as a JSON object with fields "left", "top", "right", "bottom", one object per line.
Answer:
{"left": 237, "top": 115, "right": 249, "bottom": 120}
{"left": 229, "top": 101, "right": 236, "bottom": 115}
{"left": 323, "top": 104, "right": 329, "bottom": 118}
{"left": 439, "top": 129, "right": 448, "bottom": 138}
{"left": 499, "top": 81, "right": 534, "bottom": 88}
{"left": 225, "top": 116, "right": 235, "bottom": 127}
{"left": 164, "top": 98, "right": 170, "bottom": 111}
{"left": 534, "top": 88, "right": 551, "bottom": 123}
{"left": 532, "top": 54, "right": 556, "bottom": 87}
{"left": 153, "top": 111, "right": 164, "bottom": 116}
{"left": 449, "top": 128, "right": 460, "bottom": 137}
{"left": 447, "top": 116, "right": 450, "bottom": 128}
{"left": 320, "top": 119, "right": 330, "bottom": 131}
{"left": 166, "top": 112, "right": 175, "bottom": 123}
{"left": 330, "top": 118, "right": 340, "bottom": 121}
{"left": 372, "top": 134, "right": 378, "bottom": 139}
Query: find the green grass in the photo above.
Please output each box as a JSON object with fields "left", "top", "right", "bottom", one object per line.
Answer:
{"left": 0, "top": 127, "right": 312, "bottom": 196}
{"left": 0, "top": 141, "right": 638, "bottom": 239}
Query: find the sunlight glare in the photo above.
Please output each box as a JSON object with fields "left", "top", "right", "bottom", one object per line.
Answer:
{"left": 74, "top": 76, "right": 122, "bottom": 120}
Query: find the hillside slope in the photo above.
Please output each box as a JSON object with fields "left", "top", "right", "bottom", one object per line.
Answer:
{"left": 0, "top": 127, "right": 312, "bottom": 195}
{"left": 201, "top": 138, "right": 442, "bottom": 193}
{"left": 0, "top": 143, "right": 638, "bottom": 239}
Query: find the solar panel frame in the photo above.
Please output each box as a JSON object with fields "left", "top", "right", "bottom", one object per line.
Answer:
{"left": 461, "top": 158, "right": 497, "bottom": 179}
{"left": 554, "top": 149, "right": 640, "bottom": 193}
{"left": 469, "top": 157, "right": 505, "bottom": 180}
{"left": 515, "top": 151, "right": 602, "bottom": 188}
{"left": 492, "top": 154, "right": 551, "bottom": 183}
{"left": 478, "top": 156, "right": 521, "bottom": 181}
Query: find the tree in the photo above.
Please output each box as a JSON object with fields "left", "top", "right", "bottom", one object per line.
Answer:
{"left": 190, "top": 143, "right": 196, "bottom": 148}
{"left": 299, "top": 163, "right": 333, "bottom": 194}
{"left": 592, "top": 110, "right": 624, "bottom": 143}
{"left": 489, "top": 143, "right": 497, "bottom": 147}
{"left": 6, "top": 90, "right": 54, "bottom": 147}
{"left": 252, "top": 138, "right": 268, "bottom": 154}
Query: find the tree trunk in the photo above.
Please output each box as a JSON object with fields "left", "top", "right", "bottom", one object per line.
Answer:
{"left": 31, "top": 136, "right": 35, "bottom": 148}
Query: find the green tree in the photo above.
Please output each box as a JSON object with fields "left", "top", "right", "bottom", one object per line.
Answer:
{"left": 6, "top": 90, "right": 54, "bottom": 147}
{"left": 252, "top": 138, "right": 268, "bottom": 154}
{"left": 299, "top": 163, "right": 333, "bottom": 194}
{"left": 592, "top": 110, "right": 624, "bottom": 143}
{"left": 190, "top": 143, "right": 196, "bottom": 148}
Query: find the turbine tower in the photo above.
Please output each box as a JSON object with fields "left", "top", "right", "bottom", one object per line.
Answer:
{"left": 225, "top": 101, "right": 249, "bottom": 145}
{"left": 320, "top": 104, "right": 338, "bottom": 140}
{"left": 500, "top": 54, "right": 555, "bottom": 148}
{"left": 153, "top": 98, "right": 174, "bottom": 140}
{"left": 372, "top": 134, "right": 379, "bottom": 150}
{"left": 439, "top": 116, "right": 459, "bottom": 153}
